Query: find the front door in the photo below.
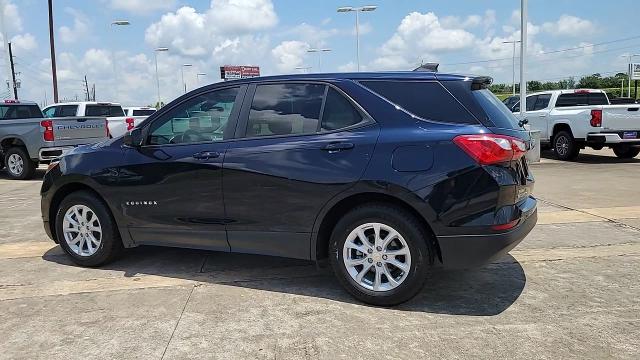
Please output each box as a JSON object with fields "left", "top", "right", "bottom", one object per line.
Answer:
{"left": 116, "top": 85, "right": 245, "bottom": 251}
{"left": 223, "top": 82, "right": 379, "bottom": 259}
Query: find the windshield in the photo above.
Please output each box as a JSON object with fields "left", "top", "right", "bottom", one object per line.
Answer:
{"left": 473, "top": 90, "right": 520, "bottom": 129}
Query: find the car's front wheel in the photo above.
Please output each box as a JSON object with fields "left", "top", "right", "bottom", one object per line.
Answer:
{"left": 55, "top": 191, "right": 123, "bottom": 267}
{"left": 329, "top": 204, "right": 433, "bottom": 306}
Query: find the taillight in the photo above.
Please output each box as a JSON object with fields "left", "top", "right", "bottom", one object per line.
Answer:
{"left": 105, "top": 119, "right": 112, "bottom": 138}
{"left": 453, "top": 134, "right": 527, "bottom": 165}
{"left": 590, "top": 109, "right": 602, "bottom": 127}
{"left": 41, "top": 120, "right": 54, "bottom": 141}
{"left": 126, "top": 117, "right": 135, "bottom": 131}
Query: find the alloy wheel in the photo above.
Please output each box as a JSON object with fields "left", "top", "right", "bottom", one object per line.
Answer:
{"left": 7, "top": 154, "right": 24, "bottom": 176}
{"left": 342, "top": 222, "right": 412, "bottom": 292}
{"left": 555, "top": 135, "right": 569, "bottom": 157}
{"left": 62, "top": 205, "right": 102, "bottom": 257}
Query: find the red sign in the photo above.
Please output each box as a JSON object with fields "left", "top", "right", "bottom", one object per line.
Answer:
{"left": 220, "top": 65, "right": 260, "bottom": 80}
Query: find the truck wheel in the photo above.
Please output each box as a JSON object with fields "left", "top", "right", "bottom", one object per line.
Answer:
{"left": 613, "top": 146, "right": 640, "bottom": 159}
{"left": 329, "top": 203, "right": 433, "bottom": 306}
{"left": 55, "top": 191, "right": 123, "bottom": 267}
{"left": 4, "top": 147, "right": 36, "bottom": 180}
{"left": 553, "top": 131, "right": 579, "bottom": 161}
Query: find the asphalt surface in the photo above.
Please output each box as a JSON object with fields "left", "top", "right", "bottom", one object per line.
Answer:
{"left": 0, "top": 148, "right": 638, "bottom": 359}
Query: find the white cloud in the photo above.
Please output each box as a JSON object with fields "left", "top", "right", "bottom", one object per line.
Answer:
{"left": 3, "top": 1, "right": 22, "bottom": 33}
{"left": 372, "top": 12, "right": 475, "bottom": 70}
{"left": 287, "top": 23, "right": 339, "bottom": 47}
{"left": 10, "top": 33, "right": 37, "bottom": 52}
{"left": 59, "top": 8, "right": 90, "bottom": 44}
{"left": 107, "top": 0, "right": 176, "bottom": 14}
{"left": 271, "top": 40, "right": 310, "bottom": 72}
{"left": 542, "top": 15, "right": 595, "bottom": 37}
{"left": 208, "top": 0, "right": 278, "bottom": 34}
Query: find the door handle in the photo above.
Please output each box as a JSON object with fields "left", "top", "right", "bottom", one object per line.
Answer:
{"left": 321, "top": 142, "right": 355, "bottom": 153}
{"left": 192, "top": 151, "right": 220, "bottom": 160}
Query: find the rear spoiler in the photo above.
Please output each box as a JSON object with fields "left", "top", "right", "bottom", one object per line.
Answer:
{"left": 471, "top": 76, "right": 493, "bottom": 90}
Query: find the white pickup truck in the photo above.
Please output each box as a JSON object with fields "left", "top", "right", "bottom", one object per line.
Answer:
{"left": 511, "top": 89, "right": 640, "bottom": 160}
{"left": 43, "top": 102, "right": 147, "bottom": 138}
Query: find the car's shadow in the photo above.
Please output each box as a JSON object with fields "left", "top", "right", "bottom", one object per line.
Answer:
{"left": 541, "top": 149, "right": 640, "bottom": 164}
{"left": 0, "top": 168, "right": 46, "bottom": 180}
{"left": 42, "top": 245, "right": 526, "bottom": 315}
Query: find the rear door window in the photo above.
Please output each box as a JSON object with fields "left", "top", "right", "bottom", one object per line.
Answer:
{"left": 132, "top": 109, "right": 156, "bottom": 116}
{"left": 360, "top": 80, "right": 478, "bottom": 124}
{"left": 58, "top": 105, "right": 78, "bottom": 117}
{"left": 321, "top": 88, "right": 363, "bottom": 131}
{"left": 533, "top": 94, "right": 551, "bottom": 110}
{"left": 246, "top": 83, "right": 325, "bottom": 137}
{"left": 85, "top": 105, "right": 125, "bottom": 117}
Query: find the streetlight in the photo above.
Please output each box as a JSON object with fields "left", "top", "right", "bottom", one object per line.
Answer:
{"left": 307, "top": 48, "right": 331, "bottom": 72}
{"left": 196, "top": 72, "right": 207, "bottom": 86}
{"left": 337, "top": 5, "right": 377, "bottom": 71}
{"left": 621, "top": 54, "right": 640, "bottom": 97}
{"left": 110, "top": 20, "right": 130, "bottom": 102}
{"left": 295, "top": 66, "right": 312, "bottom": 73}
{"left": 181, "top": 64, "right": 192, "bottom": 93}
{"left": 503, "top": 40, "right": 521, "bottom": 96}
{"left": 154, "top": 47, "right": 168, "bottom": 108}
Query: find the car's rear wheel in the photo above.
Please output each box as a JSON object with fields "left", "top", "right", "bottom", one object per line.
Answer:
{"left": 612, "top": 145, "right": 640, "bottom": 159}
{"left": 329, "top": 204, "right": 432, "bottom": 306}
{"left": 4, "top": 147, "right": 36, "bottom": 180}
{"left": 55, "top": 191, "right": 123, "bottom": 266}
{"left": 553, "top": 131, "right": 579, "bottom": 161}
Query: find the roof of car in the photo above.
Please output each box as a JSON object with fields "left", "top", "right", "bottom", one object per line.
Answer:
{"left": 44, "top": 101, "right": 122, "bottom": 107}
{"left": 219, "top": 71, "right": 478, "bottom": 85}
{"left": 2, "top": 100, "right": 38, "bottom": 105}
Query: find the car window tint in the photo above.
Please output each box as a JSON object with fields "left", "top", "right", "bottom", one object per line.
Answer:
{"left": 0, "top": 105, "right": 43, "bottom": 119}
{"left": 247, "top": 83, "right": 325, "bottom": 137}
{"left": 321, "top": 88, "right": 363, "bottom": 131}
{"left": 556, "top": 93, "right": 589, "bottom": 107}
{"left": 59, "top": 105, "right": 78, "bottom": 117}
{"left": 360, "top": 80, "right": 477, "bottom": 124}
{"left": 43, "top": 107, "right": 56, "bottom": 118}
{"left": 148, "top": 87, "right": 240, "bottom": 145}
{"left": 589, "top": 93, "right": 608, "bottom": 105}
{"left": 525, "top": 95, "right": 537, "bottom": 111}
{"left": 533, "top": 94, "right": 551, "bottom": 110}
{"left": 132, "top": 109, "right": 156, "bottom": 116}
{"left": 85, "top": 105, "right": 125, "bottom": 117}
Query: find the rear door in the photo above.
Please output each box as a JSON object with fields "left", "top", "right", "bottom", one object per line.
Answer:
{"left": 223, "top": 81, "right": 378, "bottom": 259}
{"left": 526, "top": 93, "right": 552, "bottom": 139}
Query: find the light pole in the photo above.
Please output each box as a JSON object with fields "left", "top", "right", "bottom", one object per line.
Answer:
{"left": 110, "top": 20, "right": 130, "bottom": 102}
{"left": 503, "top": 40, "right": 521, "bottom": 96}
{"left": 307, "top": 48, "right": 331, "bottom": 72}
{"left": 181, "top": 64, "right": 192, "bottom": 94}
{"left": 196, "top": 72, "right": 206, "bottom": 86}
{"left": 519, "top": 0, "right": 527, "bottom": 119}
{"left": 621, "top": 54, "right": 640, "bottom": 97}
{"left": 295, "top": 66, "right": 312, "bottom": 74}
{"left": 337, "top": 5, "right": 377, "bottom": 72}
{"left": 154, "top": 47, "right": 168, "bottom": 108}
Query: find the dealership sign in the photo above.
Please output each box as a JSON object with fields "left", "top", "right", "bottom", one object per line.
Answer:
{"left": 630, "top": 63, "right": 640, "bottom": 81}
{"left": 220, "top": 65, "right": 260, "bottom": 80}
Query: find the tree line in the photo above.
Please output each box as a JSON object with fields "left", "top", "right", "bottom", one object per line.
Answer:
{"left": 490, "top": 73, "right": 637, "bottom": 98}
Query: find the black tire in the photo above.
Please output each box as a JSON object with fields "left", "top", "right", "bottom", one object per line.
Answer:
{"left": 553, "top": 131, "right": 580, "bottom": 161}
{"left": 329, "top": 203, "right": 433, "bottom": 306}
{"left": 55, "top": 191, "right": 123, "bottom": 267}
{"left": 4, "top": 147, "right": 36, "bottom": 180}
{"left": 612, "top": 146, "right": 640, "bottom": 159}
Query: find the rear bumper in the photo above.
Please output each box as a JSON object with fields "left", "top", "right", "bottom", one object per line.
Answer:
{"left": 437, "top": 205, "right": 537, "bottom": 269}
{"left": 586, "top": 132, "right": 640, "bottom": 145}
{"left": 38, "top": 146, "right": 74, "bottom": 161}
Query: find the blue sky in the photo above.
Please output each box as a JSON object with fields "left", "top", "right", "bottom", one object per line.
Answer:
{"left": 3, "top": 0, "right": 639, "bottom": 105}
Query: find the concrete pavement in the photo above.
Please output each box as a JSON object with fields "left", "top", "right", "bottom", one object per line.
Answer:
{"left": 0, "top": 148, "right": 638, "bottom": 359}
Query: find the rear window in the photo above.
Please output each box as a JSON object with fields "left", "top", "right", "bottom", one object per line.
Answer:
{"left": 0, "top": 105, "right": 43, "bottom": 120}
{"left": 360, "top": 80, "right": 478, "bottom": 124}
{"left": 59, "top": 105, "right": 78, "bottom": 117}
{"left": 556, "top": 92, "right": 608, "bottom": 107}
{"left": 86, "top": 105, "right": 125, "bottom": 117}
{"left": 471, "top": 89, "right": 520, "bottom": 129}
{"left": 132, "top": 109, "right": 156, "bottom": 116}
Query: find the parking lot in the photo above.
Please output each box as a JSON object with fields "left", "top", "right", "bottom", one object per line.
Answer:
{"left": 0, "top": 149, "right": 638, "bottom": 360}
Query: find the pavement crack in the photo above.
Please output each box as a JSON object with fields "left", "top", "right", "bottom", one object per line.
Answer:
{"left": 160, "top": 284, "right": 195, "bottom": 360}
{"left": 538, "top": 198, "right": 640, "bottom": 232}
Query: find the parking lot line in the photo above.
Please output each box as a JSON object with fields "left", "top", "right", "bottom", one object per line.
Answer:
{"left": 537, "top": 210, "right": 603, "bottom": 225}
{"left": 580, "top": 206, "right": 640, "bottom": 220}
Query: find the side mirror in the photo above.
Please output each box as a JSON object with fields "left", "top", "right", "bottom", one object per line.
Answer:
{"left": 123, "top": 128, "right": 143, "bottom": 147}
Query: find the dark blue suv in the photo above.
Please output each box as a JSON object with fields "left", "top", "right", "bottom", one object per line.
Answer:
{"left": 41, "top": 72, "right": 537, "bottom": 306}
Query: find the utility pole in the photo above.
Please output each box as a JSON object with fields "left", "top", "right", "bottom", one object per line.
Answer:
{"left": 91, "top": 84, "right": 95, "bottom": 101}
{"left": 519, "top": 0, "right": 527, "bottom": 119}
{"left": 48, "top": 0, "right": 59, "bottom": 103}
{"left": 503, "top": 40, "right": 521, "bottom": 96}
{"left": 8, "top": 42, "right": 17, "bottom": 99}
{"left": 83, "top": 75, "right": 89, "bottom": 101}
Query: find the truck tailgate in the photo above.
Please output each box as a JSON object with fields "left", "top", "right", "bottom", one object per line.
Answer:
{"left": 53, "top": 117, "right": 107, "bottom": 141}
{"left": 602, "top": 105, "right": 640, "bottom": 131}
